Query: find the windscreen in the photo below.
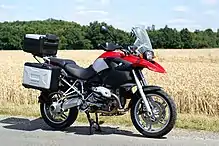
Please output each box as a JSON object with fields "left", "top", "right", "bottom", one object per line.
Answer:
{"left": 132, "top": 26, "right": 153, "bottom": 54}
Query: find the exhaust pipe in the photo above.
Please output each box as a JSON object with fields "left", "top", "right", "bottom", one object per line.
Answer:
{"left": 62, "top": 98, "right": 82, "bottom": 110}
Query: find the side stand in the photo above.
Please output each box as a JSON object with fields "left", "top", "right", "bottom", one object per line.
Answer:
{"left": 85, "top": 111, "right": 102, "bottom": 135}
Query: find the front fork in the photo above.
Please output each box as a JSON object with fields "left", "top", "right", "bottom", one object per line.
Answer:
{"left": 132, "top": 70, "right": 153, "bottom": 116}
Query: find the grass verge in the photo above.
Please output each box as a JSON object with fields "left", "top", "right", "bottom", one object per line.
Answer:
{"left": 0, "top": 103, "right": 219, "bottom": 132}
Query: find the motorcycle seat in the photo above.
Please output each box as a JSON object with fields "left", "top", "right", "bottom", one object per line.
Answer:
{"left": 50, "top": 57, "right": 76, "bottom": 68}
{"left": 64, "top": 64, "right": 96, "bottom": 80}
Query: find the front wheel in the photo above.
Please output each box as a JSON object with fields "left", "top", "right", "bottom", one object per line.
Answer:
{"left": 130, "top": 90, "right": 177, "bottom": 138}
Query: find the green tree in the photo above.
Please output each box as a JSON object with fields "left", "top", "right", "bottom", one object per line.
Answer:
{"left": 84, "top": 21, "right": 108, "bottom": 49}
{"left": 63, "top": 26, "right": 92, "bottom": 50}
{"left": 157, "top": 25, "right": 182, "bottom": 49}
{"left": 216, "top": 29, "right": 219, "bottom": 47}
{"left": 180, "top": 28, "right": 193, "bottom": 49}
{"left": 192, "top": 31, "right": 209, "bottom": 48}
{"left": 0, "top": 19, "right": 219, "bottom": 50}
{"left": 204, "top": 29, "right": 217, "bottom": 48}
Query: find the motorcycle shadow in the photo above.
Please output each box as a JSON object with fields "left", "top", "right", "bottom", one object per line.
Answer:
{"left": 0, "top": 117, "right": 166, "bottom": 139}
{"left": 0, "top": 117, "right": 52, "bottom": 131}
{"left": 65, "top": 125, "right": 143, "bottom": 138}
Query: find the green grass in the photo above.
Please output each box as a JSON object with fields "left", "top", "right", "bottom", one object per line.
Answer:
{"left": 0, "top": 103, "right": 219, "bottom": 132}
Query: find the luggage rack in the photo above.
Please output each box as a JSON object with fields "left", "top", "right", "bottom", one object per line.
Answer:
{"left": 32, "top": 55, "right": 56, "bottom": 65}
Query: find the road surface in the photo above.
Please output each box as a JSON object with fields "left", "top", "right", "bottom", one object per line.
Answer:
{"left": 0, "top": 115, "right": 218, "bottom": 146}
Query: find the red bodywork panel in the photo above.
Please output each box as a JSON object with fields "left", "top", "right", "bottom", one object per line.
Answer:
{"left": 98, "top": 51, "right": 125, "bottom": 58}
{"left": 122, "top": 55, "right": 166, "bottom": 73}
{"left": 98, "top": 51, "right": 166, "bottom": 73}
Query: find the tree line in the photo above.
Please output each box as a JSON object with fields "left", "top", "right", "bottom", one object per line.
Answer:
{"left": 0, "top": 18, "right": 219, "bottom": 50}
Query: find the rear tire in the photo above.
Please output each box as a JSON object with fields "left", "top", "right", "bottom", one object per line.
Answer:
{"left": 40, "top": 103, "right": 78, "bottom": 130}
{"left": 130, "top": 90, "right": 177, "bottom": 138}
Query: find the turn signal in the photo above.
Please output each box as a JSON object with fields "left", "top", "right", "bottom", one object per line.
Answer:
{"left": 140, "top": 54, "right": 144, "bottom": 58}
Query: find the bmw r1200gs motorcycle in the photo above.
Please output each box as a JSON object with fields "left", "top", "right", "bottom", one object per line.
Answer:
{"left": 22, "top": 25, "right": 177, "bottom": 138}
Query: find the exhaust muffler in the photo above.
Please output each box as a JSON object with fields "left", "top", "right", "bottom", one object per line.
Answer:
{"left": 62, "top": 98, "right": 82, "bottom": 110}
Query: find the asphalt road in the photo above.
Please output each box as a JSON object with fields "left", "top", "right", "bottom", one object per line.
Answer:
{"left": 0, "top": 115, "right": 219, "bottom": 146}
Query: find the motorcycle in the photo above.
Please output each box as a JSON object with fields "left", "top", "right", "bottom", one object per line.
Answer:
{"left": 21, "top": 25, "right": 177, "bottom": 138}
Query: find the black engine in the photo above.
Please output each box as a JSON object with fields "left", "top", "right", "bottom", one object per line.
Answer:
{"left": 84, "top": 86, "right": 119, "bottom": 113}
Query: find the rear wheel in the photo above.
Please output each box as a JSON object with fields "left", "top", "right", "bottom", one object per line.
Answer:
{"left": 130, "top": 90, "right": 177, "bottom": 138}
{"left": 40, "top": 92, "right": 79, "bottom": 130}
{"left": 40, "top": 103, "right": 78, "bottom": 130}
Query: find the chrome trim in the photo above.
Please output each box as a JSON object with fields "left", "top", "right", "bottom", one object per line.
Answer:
{"left": 62, "top": 98, "right": 82, "bottom": 111}
{"left": 111, "top": 93, "right": 123, "bottom": 109}
{"left": 132, "top": 70, "right": 152, "bottom": 115}
{"left": 61, "top": 78, "right": 84, "bottom": 99}
{"left": 138, "top": 70, "right": 148, "bottom": 86}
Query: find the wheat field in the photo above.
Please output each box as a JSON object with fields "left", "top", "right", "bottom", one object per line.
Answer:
{"left": 0, "top": 49, "right": 219, "bottom": 116}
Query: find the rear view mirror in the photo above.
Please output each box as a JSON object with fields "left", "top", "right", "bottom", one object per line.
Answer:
{"left": 100, "top": 25, "right": 117, "bottom": 43}
{"left": 100, "top": 26, "right": 109, "bottom": 33}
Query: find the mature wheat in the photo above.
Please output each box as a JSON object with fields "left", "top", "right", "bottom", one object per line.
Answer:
{"left": 0, "top": 49, "right": 218, "bottom": 116}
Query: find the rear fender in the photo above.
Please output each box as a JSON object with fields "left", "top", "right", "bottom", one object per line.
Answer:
{"left": 38, "top": 92, "right": 50, "bottom": 103}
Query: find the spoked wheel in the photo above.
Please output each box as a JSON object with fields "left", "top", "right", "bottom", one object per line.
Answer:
{"left": 40, "top": 93, "right": 78, "bottom": 130}
{"left": 131, "top": 90, "right": 177, "bottom": 138}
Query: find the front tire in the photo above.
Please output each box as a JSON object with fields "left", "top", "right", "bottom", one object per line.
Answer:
{"left": 130, "top": 90, "right": 177, "bottom": 138}
{"left": 40, "top": 103, "right": 78, "bottom": 130}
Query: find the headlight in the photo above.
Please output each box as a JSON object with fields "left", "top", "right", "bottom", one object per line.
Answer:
{"left": 143, "top": 50, "right": 154, "bottom": 61}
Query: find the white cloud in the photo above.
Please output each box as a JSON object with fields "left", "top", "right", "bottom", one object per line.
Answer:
{"left": 75, "top": 0, "right": 85, "bottom": 3}
{"left": 71, "top": 10, "right": 111, "bottom": 27}
{"left": 173, "top": 5, "right": 189, "bottom": 12}
{"left": 75, "top": 0, "right": 111, "bottom": 5}
{"left": 167, "top": 18, "right": 195, "bottom": 24}
{"left": 204, "top": 10, "right": 217, "bottom": 15}
{"left": 76, "top": 10, "right": 108, "bottom": 15}
{"left": 0, "top": 4, "right": 16, "bottom": 9}
{"left": 139, "top": 21, "right": 150, "bottom": 26}
{"left": 202, "top": 0, "right": 218, "bottom": 5}
{"left": 97, "top": 18, "right": 111, "bottom": 22}
{"left": 75, "top": 5, "right": 86, "bottom": 10}
{"left": 100, "top": 0, "right": 111, "bottom": 5}
{"left": 26, "top": 6, "right": 34, "bottom": 11}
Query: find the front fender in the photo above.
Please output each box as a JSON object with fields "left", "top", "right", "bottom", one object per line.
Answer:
{"left": 143, "top": 85, "right": 162, "bottom": 93}
{"left": 137, "top": 59, "right": 166, "bottom": 73}
{"left": 127, "top": 85, "right": 162, "bottom": 109}
{"left": 132, "top": 85, "right": 162, "bottom": 95}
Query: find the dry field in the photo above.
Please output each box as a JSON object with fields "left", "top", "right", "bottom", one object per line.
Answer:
{"left": 0, "top": 49, "right": 219, "bottom": 117}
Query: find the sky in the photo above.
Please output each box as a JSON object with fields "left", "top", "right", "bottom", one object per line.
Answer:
{"left": 0, "top": 0, "right": 218, "bottom": 31}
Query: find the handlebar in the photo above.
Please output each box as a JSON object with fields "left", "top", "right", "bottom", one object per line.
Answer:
{"left": 98, "top": 42, "right": 138, "bottom": 55}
